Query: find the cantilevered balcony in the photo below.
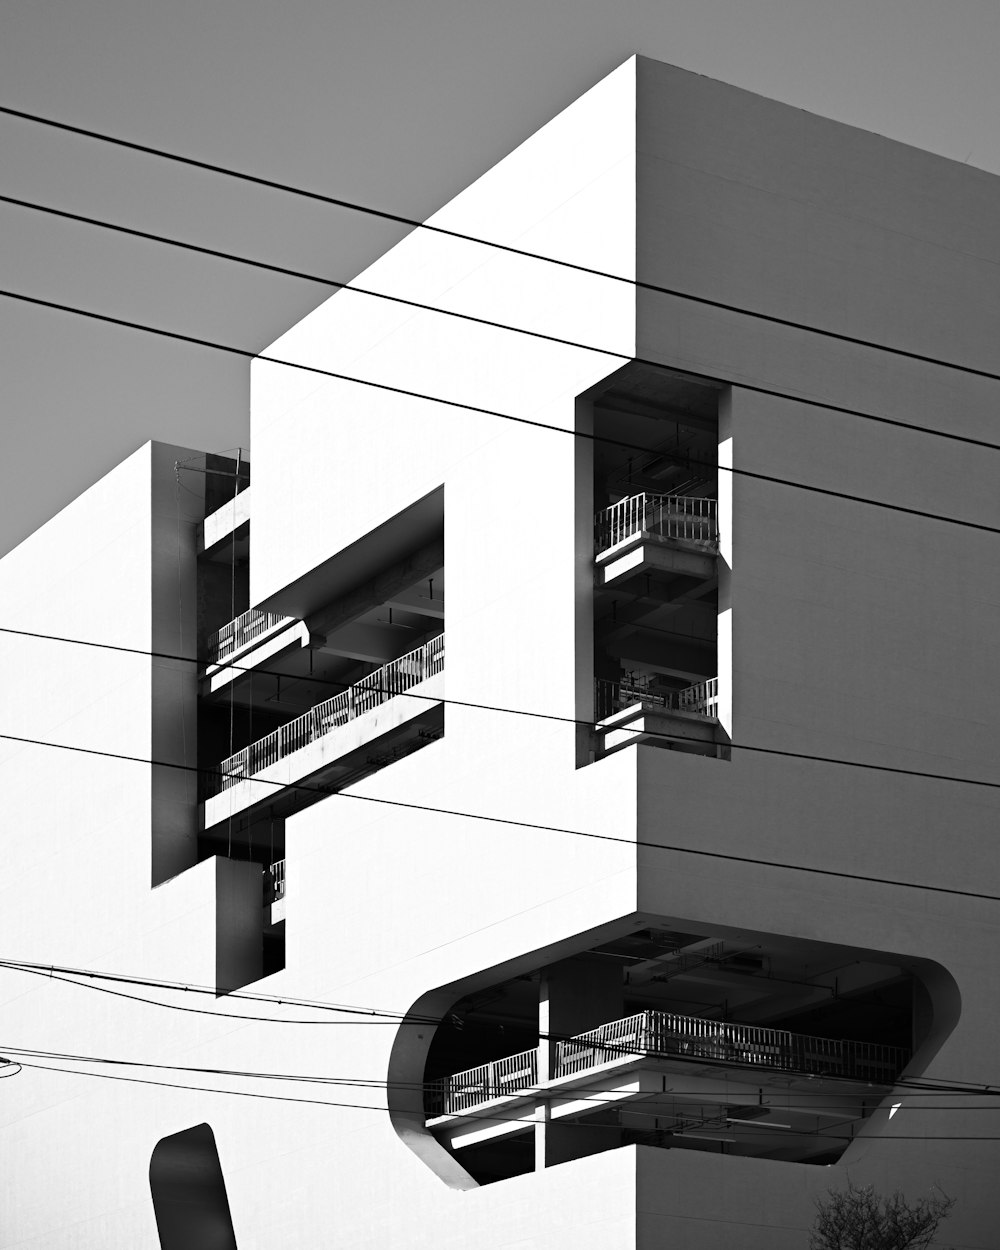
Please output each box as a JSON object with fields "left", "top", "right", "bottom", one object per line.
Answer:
{"left": 202, "top": 607, "right": 307, "bottom": 694}
{"left": 595, "top": 492, "right": 718, "bottom": 588}
{"left": 597, "top": 676, "right": 719, "bottom": 720}
{"left": 208, "top": 608, "right": 298, "bottom": 665}
{"left": 426, "top": 1009, "right": 909, "bottom": 1161}
{"left": 202, "top": 634, "right": 444, "bottom": 829}
{"left": 595, "top": 676, "right": 721, "bottom": 754}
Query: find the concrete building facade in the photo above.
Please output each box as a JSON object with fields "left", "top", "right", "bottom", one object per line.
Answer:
{"left": 1, "top": 56, "right": 999, "bottom": 1247}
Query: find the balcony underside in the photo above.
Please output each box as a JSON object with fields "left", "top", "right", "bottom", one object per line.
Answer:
{"left": 597, "top": 536, "right": 716, "bottom": 589}
{"left": 598, "top": 703, "right": 724, "bottom": 755}
{"left": 202, "top": 674, "right": 444, "bottom": 829}
{"left": 202, "top": 619, "right": 312, "bottom": 695}
{"left": 429, "top": 1052, "right": 891, "bottom": 1163}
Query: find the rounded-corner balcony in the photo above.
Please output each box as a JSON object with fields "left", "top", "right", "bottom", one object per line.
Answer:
{"left": 425, "top": 1009, "right": 910, "bottom": 1167}
{"left": 388, "top": 928, "right": 955, "bottom": 1186}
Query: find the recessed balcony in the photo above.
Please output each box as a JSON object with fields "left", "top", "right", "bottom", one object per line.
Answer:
{"left": 595, "top": 493, "right": 718, "bottom": 588}
{"left": 202, "top": 634, "right": 444, "bottom": 829}
{"left": 426, "top": 1008, "right": 909, "bottom": 1161}
{"left": 595, "top": 677, "right": 722, "bottom": 754}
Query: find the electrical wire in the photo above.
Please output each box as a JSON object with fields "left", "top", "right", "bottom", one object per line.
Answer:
{"left": 1, "top": 620, "right": 1000, "bottom": 845}
{"left": 2, "top": 106, "right": 1000, "bottom": 393}
{"left": 2, "top": 961, "right": 409, "bottom": 1026}
{"left": 0, "top": 726, "right": 998, "bottom": 906}
{"left": 0, "top": 1040, "right": 991, "bottom": 1108}
{"left": 4, "top": 285, "right": 1000, "bottom": 541}
{"left": 2, "top": 622, "right": 999, "bottom": 800}
{"left": 7, "top": 1049, "right": 1000, "bottom": 1145}
{"left": 0, "top": 957, "right": 914, "bottom": 1085}
{"left": 3, "top": 189, "right": 1000, "bottom": 464}
{"left": 0, "top": 955, "right": 451, "bottom": 1026}
{"left": 6, "top": 955, "right": 1000, "bottom": 1104}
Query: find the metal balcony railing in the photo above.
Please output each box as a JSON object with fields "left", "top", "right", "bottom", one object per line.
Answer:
{"left": 427, "top": 1009, "right": 909, "bottom": 1116}
{"left": 208, "top": 633, "right": 445, "bottom": 798}
{"left": 265, "top": 859, "right": 285, "bottom": 905}
{"left": 595, "top": 677, "right": 719, "bottom": 721}
{"left": 207, "top": 607, "right": 296, "bottom": 665}
{"left": 426, "top": 1047, "right": 538, "bottom": 1116}
{"left": 595, "top": 493, "right": 718, "bottom": 554}
{"left": 553, "top": 1011, "right": 909, "bottom": 1084}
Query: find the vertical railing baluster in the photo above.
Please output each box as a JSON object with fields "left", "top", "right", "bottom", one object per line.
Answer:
{"left": 210, "top": 634, "right": 445, "bottom": 797}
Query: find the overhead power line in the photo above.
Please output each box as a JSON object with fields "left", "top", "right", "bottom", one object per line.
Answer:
{"left": 3, "top": 190, "right": 1000, "bottom": 461}
{"left": 2, "top": 286, "right": 998, "bottom": 540}
{"left": 2, "top": 103, "right": 1000, "bottom": 391}
{"left": 7, "top": 955, "right": 1000, "bottom": 1104}
{"left": 0, "top": 1041, "right": 890, "bottom": 1101}
{"left": 4, "top": 1037, "right": 999, "bottom": 1106}
{"left": 1, "top": 726, "right": 998, "bottom": 906}
{"left": 9, "top": 1046, "right": 1000, "bottom": 1144}
{"left": 2, "top": 959, "right": 412, "bottom": 1026}
{"left": 2, "top": 622, "right": 999, "bottom": 799}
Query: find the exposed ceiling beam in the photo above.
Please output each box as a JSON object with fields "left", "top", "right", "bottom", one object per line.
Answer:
{"left": 318, "top": 622, "right": 422, "bottom": 665}
{"left": 605, "top": 632, "right": 714, "bottom": 678}
{"left": 308, "top": 544, "right": 443, "bottom": 638}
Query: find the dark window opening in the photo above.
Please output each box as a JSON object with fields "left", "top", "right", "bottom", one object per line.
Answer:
{"left": 581, "top": 363, "right": 726, "bottom": 761}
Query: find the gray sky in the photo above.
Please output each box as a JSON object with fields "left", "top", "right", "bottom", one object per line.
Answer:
{"left": 2, "top": 0, "right": 998, "bottom": 557}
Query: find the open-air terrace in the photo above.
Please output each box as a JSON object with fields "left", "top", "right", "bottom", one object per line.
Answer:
{"left": 427, "top": 1009, "right": 908, "bottom": 1118}
{"left": 426, "top": 1008, "right": 909, "bottom": 1164}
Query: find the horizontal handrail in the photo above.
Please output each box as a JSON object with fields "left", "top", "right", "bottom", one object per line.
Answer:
{"left": 207, "top": 634, "right": 444, "bottom": 798}
{"left": 207, "top": 607, "right": 296, "bottom": 664}
{"left": 426, "top": 1047, "right": 538, "bottom": 1116}
{"left": 554, "top": 1011, "right": 648, "bottom": 1075}
{"left": 596, "top": 492, "right": 718, "bottom": 554}
{"left": 557, "top": 1010, "right": 909, "bottom": 1081}
{"left": 678, "top": 677, "right": 719, "bottom": 717}
{"left": 595, "top": 676, "right": 719, "bottom": 721}
{"left": 428, "top": 1008, "right": 909, "bottom": 1116}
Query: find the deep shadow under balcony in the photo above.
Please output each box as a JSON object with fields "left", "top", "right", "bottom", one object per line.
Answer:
{"left": 202, "top": 635, "right": 444, "bottom": 829}
{"left": 595, "top": 677, "right": 725, "bottom": 756}
{"left": 203, "top": 607, "right": 306, "bottom": 695}
{"left": 426, "top": 1008, "right": 909, "bottom": 1164}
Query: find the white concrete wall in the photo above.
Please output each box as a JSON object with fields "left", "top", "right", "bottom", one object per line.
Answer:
{"left": 0, "top": 443, "right": 234, "bottom": 1247}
